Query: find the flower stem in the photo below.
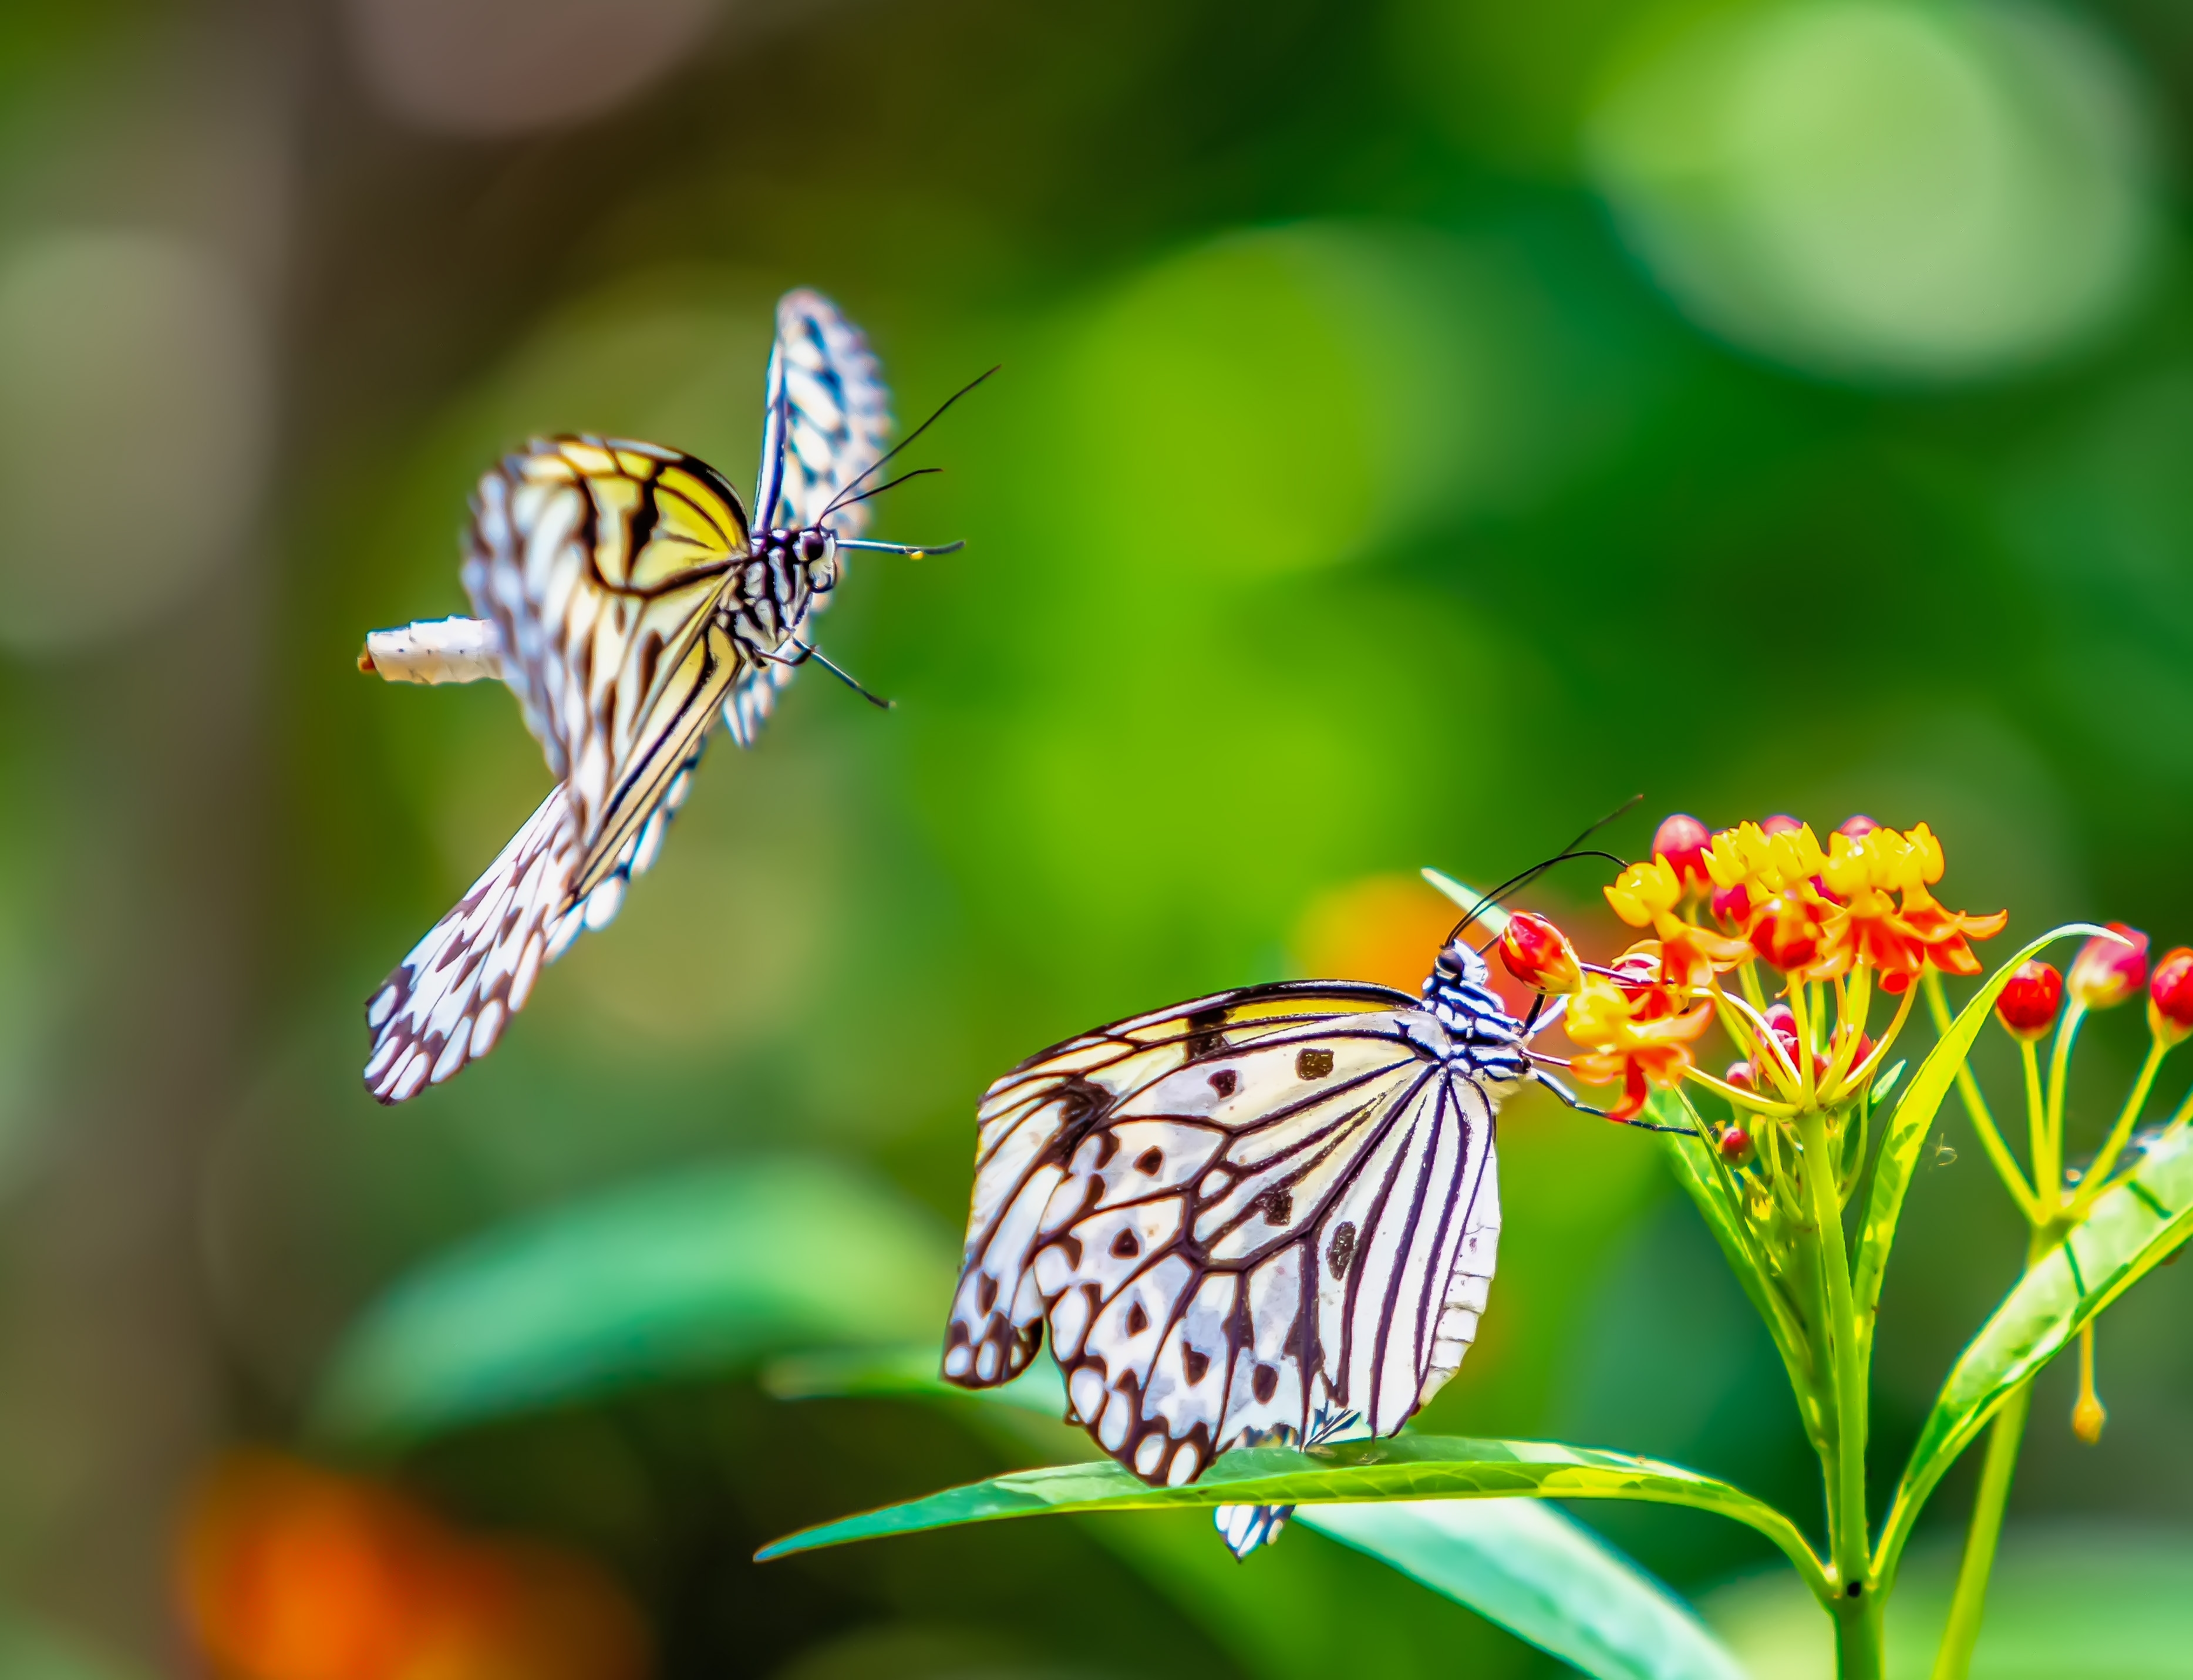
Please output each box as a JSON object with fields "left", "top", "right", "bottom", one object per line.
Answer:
{"left": 2074, "top": 1037, "right": 2170, "bottom": 1217}
{"left": 1928, "top": 1379, "right": 2033, "bottom": 1680}
{"left": 1836, "top": 1585, "right": 1886, "bottom": 1680}
{"left": 2021, "top": 1038, "right": 2049, "bottom": 1216}
{"left": 1923, "top": 974, "right": 2038, "bottom": 1220}
{"left": 2040, "top": 999, "right": 2087, "bottom": 1211}
{"left": 1798, "top": 1107, "right": 1870, "bottom": 1607}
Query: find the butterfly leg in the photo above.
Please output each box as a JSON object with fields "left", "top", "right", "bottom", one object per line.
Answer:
{"left": 1525, "top": 1066, "right": 1691, "bottom": 1133}
{"left": 756, "top": 638, "right": 894, "bottom": 711}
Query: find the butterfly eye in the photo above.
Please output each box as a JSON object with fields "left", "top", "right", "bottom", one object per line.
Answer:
{"left": 800, "top": 530, "right": 828, "bottom": 563}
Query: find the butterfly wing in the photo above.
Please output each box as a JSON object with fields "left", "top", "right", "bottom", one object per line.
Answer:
{"left": 946, "top": 982, "right": 1412, "bottom": 1388}
{"left": 463, "top": 435, "right": 753, "bottom": 880}
{"left": 945, "top": 981, "right": 1504, "bottom": 1488}
{"left": 728, "top": 292, "right": 892, "bottom": 746}
{"left": 363, "top": 439, "right": 749, "bottom": 1101}
{"left": 363, "top": 785, "right": 583, "bottom": 1104}
{"left": 753, "top": 289, "right": 892, "bottom": 537}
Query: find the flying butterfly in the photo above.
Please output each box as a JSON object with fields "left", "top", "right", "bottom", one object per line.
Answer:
{"left": 358, "top": 290, "right": 971, "bottom": 1103}
{"left": 940, "top": 862, "right": 1643, "bottom": 1558}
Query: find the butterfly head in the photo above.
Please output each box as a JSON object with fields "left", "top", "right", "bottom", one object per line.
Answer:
{"left": 1422, "top": 935, "right": 1530, "bottom": 1060}
{"left": 790, "top": 526, "right": 840, "bottom": 594}
{"left": 1426, "top": 935, "right": 1493, "bottom": 994}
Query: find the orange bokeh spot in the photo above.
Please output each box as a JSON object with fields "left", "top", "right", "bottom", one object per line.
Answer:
{"left": 1292, "top": 874, "right": 1462, "bottom": 993}
{"left": 180, "top": 1452, "right": 649, "bottom": 1680}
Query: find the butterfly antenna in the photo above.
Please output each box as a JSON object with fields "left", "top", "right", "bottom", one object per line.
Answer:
{"left": 784, "top": 638, "right": 894, "bottom": 711}
{"left": 1443, "top": 847, "right": 1629, "bottom": 949}
{"left": 1443, "top": 795, "right": 1646, "bottom": 947}
{"left": 1559, "top": 793, "right": 1645, "bottom": 860}
{"left": 821, "top": 365, "right": 999, "bottom": 524}
{"left": 833, "top": 466, "right": 942, "bottom": 509}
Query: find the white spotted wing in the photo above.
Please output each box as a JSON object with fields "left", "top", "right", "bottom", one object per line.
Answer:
{"left": 364, "top": 290, "right": 898, "bottom": 1103}
{"left": 726, "top": 290, "right": 893, "bottom": 746}
{"left": 942, "top": 982, "right": 1504, "bottom": 1490}
{"left": 363, "top": 436, "right": 754, "bottom": 1103}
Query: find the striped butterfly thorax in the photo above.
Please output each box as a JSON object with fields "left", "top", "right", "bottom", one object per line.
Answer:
{"left": 944, "top": 934, "right": 1555, "bottom": 1556}
{"left": 362, "top": 291, "right": 908, "bottom": 1103}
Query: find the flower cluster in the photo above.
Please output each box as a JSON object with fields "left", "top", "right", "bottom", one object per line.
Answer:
{"left": 1497, "top": 813, "right": 2007, "bottom": 1122}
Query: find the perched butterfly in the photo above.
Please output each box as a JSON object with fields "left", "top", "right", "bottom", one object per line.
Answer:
{"left": 359, "top": 290, "right": 964, "bottom": 1103}
{"left": 942, "top": 915, "right": 1587, "bottom": 1557}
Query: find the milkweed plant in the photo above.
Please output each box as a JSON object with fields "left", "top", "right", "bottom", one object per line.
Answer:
{"left": 759, "top": 813, "right": 2193, "bottom": 1680}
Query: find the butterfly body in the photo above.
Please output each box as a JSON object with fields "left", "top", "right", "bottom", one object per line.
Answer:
{"left": 362, "top": 290, "right": 913, "bottom": 1104}
{"left": 944, "top": 938, "right": 1534, "bottom": 1505}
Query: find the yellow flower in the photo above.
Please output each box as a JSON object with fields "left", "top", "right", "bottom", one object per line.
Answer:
{"left": 1607, "top": 857, "right": 1749, "bottom": 985}
{"left": 1565, "top": 969, "right": 1713, "bottom": 1122}
{"left": 1605, "top": 857, "right": 1684, "bottom": 929}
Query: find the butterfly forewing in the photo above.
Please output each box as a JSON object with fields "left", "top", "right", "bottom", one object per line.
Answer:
{"left": 757, "top": 289, "right": 891, "bottom": 536}
{"left": 943, "top": 979, "right": 1512, "bottom": 1489}
{"left": 723, "top": 292, "right": 890, "bottom": 752}
{"left": 948, "top": 984, "right": 1414, "bottom": 1387}
{"left": 464, "top": 437, "right": 751, "bottom": 850}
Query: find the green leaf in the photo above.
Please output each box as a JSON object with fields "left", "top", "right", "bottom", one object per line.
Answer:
{"left": 1421, "top": 867, "right": 1510, "bottom": 937}
{"left": 1875, "top": 1120, "right": 2193, "bottom": 1580}
{"left": 314, "top": 1156, "right": 955, "bottom": 1443}
{"left": 766, "top": 1345, "right": 1747, "bottom": 1679}
{"left": 754, "top": 1433, "right": 1830, "bottom": 1598}
{"left": 1852, "top": 925, "right": 2115, "bottom": 1349}
{"left": 1308, "top": 1500, "right": 1748, "bottom": 1680}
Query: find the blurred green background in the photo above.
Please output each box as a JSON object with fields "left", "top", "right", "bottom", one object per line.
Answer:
{"left": 4, "top": 0, "right": 2193, "bottom": 1675}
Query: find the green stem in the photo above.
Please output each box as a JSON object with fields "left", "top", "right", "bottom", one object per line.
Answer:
{"left": 2040, "top": 999, "right": 2087, "bottom": 1211}
{"left": 2021, "top": 1038, "right": 2050, "bottom": 1218}
{"left": 2075, "top": 1037, "right": 2170, "bottom": 1216}
{"left": 1928, "top": 1379, "right": 2033, "bottom": 1680}
{"left": 1923, "top": 973, "right": 2039, "bottom": 1220}
{"left": 1798, "top": 1106, "right": 1870, "bottom": 1600}
{"left": 1836, "top": 1586, "right": 1886, "bottom": 1680}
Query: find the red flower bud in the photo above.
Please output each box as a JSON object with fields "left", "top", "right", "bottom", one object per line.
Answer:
{"left": 1995, "top": 961, "right": 2063, "bottom": 1041}
{"left": 2149, "top": 948, "right": 2193, "bottom": 1045}
{"left": 1724, "top": 1060, "right": 1754, "bottom": 1092}
{"left": 1719, "top": 1124, "right": 1753, "bottom": 1164}
{"left": 1836, "top": 814, "right": 1880, "bottom": 838}
{"left": 1750, "top": 891, "right": 1823, "bottom": 971}
{"left": 1760, "top": 814, "right": 1804, "bottom": 837}
{"left": 1652, "top": 813, "right": 1713, "bottom": 886}
{"left": 1500, "top": 911, "right": 1582, "bottom": 994}
{"left": 1711, "top": 882, "right": 1752, "bottom": 925}
{"left": 2068, "top": 924, "right": 2147, "bottom": 1011}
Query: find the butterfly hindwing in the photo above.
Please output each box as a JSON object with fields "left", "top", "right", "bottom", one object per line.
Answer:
{"left": 363, "top": 786, "right": 584, "bottom": 1104}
